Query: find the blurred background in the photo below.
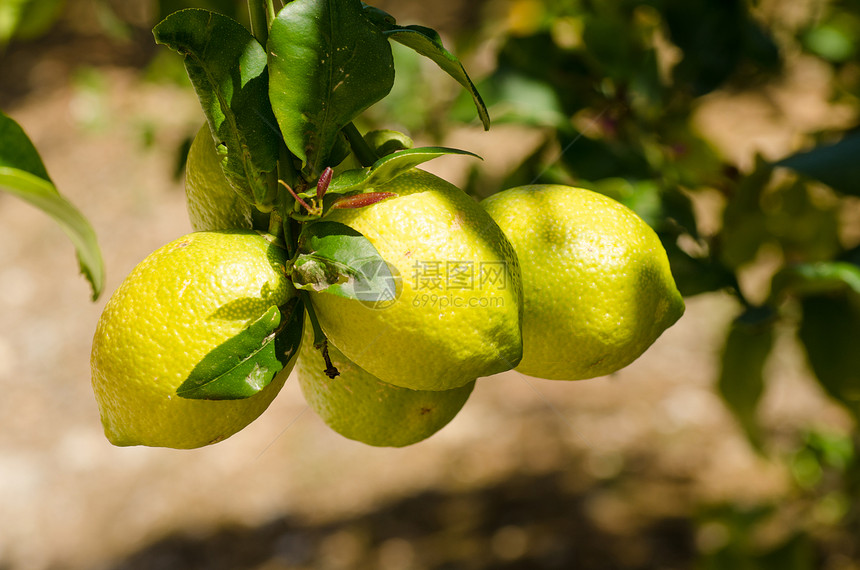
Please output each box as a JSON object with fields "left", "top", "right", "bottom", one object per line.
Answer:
{"left": 1, "top": 0, "right": 860, "bottom": 568}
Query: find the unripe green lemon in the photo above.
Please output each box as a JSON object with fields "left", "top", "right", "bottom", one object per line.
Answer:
{"left": 185, "top": 123, "right": 256, "bottom": 231}
{"left": 480, "top": 185, "right": 684, "bottom": 380}
{"left": 91, "top": 230, "right": 296, "bottom": 448}
{"left": 296, "top": 320, "right": 474, "bottom": 447}
{"left": 309, "top": 169, "right": 523, "bottom": 391}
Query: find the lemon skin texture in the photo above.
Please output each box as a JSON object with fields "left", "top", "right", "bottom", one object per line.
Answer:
{"left": 91, "top": 230, "right": 296, "bottom": 448}
{"left": 185, "top": 124, "right": 256, "bottom": 231}
{"left": 310, "top": 169, "right": 523, "bottom": 391}
{"left": 296, "top": 320, "right": 474, "bottom": 447}
{"left": 480, "top": 185, "right": 685, "bottom": 380}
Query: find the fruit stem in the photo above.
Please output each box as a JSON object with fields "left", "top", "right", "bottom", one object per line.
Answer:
{"left": 277, "top": 142, "right": 300, "bottom": 256}
{"left": 248, "top": 0, "right": 269, "bottom": 46}
{"left": 343, "top": 122, "right": 378, "bottom": 168}
{"left": 300, "top": 291, "right": 340, "bottom": 378}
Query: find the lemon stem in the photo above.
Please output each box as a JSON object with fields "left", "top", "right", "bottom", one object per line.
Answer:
{"left": 343, "top": 122, "right": 378, "bottom": 167}
{"left": 301, "top": 291, "right": 340, "bottom": 378}
{"left": 248, "top": 0, "right": 269, "bottom": 46}
{"left": 277, "top": 143, "right": 300, "bottom": 255}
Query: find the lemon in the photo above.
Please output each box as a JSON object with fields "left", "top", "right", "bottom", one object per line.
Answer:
{"left": 185, "top": 123, "right": 256, "bottom": 231}
{"left": 309, "top": 168, "right": 523, "bottom": 391}
{"left": 91, "top": 230, "right": 297, "bottom": 448}
{"left": 296, "top": 319, "right": 474, "bottom": 447}
{"left": 480, "top": 185, "right": 684, "bottom": 380}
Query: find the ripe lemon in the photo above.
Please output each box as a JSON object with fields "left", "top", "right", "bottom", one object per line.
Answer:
{"left": 91, "top": 230, "right": 297, "bottom": 448}
{"left": 296, "top": 319, "right": 474, "bottom": 447}
{"left": 480, "top": 185, "right": 684, "bottom": 380}
{"left": 309, "top": 168, "right": 523, "bottom": 391}
{"left": 185, "top": 123, "right": 256, "bottom": 231}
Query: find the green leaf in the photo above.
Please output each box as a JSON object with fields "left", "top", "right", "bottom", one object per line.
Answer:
{"left": 326, "top": 146, "right": 481, "bottom": 196}
{"left": 291, "top": 221, "right": 396, "bottom": 304}
{"left": 0, "top": 111, "right": 104, "bottom": 300}
{"left": 380, "top": 23, "right": 490, "bottom": 130}
{"left": 719, "top": 155, "right": 772, "bottom": 269}
{"left": 363, "top": 129, "right": 413, "bottom": 157}
{"left": 177, "top": 299, "right": 305, "bottom": 400}
{"left": 771, "top": 261, "right": 860, "bottom": 300}
{"left": 663, "top": 0, "right": 779, "bottom": 95}
{"left": 717, "top": 310, "right": 775, "bottom": 450}
{"left": 798, "top": 293, "right": 860, "bottom": 418}
{"left": 775, "top": 131, "right": 860, "bottom": 197}
{"left": 153, "top": 9, "right": 280, "bottom": 211}
{"left": 557, "top": 128, "right": 651, "bottom": 181}
{"left": 268, "top": 0, "right": 394, "bottom": 178}
{"left": 662, "top": 241, "right": 737, "bottom": 297}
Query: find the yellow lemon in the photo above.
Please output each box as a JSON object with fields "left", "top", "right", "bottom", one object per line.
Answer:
{"left": 185, "top": 123, "right": 256, "bottom": 231}
{"left": 296, "top": 319, "right": 474, "bottom": 447}
{"left": 309, "top": 168, "right": 523, "bottom": 391}
{"left": 480, "top": 185, "right": 684, "bottom": 380}
{"left": 91, "top": 230, "right": 297, "bottom": 448}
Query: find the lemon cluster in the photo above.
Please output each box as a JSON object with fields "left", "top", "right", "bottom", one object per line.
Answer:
{"left": 89, "top": 126, "right": 684, "bottom": 449}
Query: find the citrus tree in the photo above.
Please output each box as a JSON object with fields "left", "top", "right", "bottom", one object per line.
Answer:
{"left": 7, "top": 0, "right": 859, "bottom": 565}
{"left": 430, "top": 0, "right": 860, "bottom": 565}
{"left": 0, "top": 0, "right": 689, "bottom": 451}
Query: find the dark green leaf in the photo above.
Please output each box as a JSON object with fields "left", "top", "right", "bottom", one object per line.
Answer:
{"left": 291, "top": 221, "right": 396, "bottom": 304}
{"left": 0, "top": 111, "right": 104, "bottom": 300}
{"left": 153, "top": 9, "right": 280, "bottom": 211}
{"left": 326, "top": 146, "right": 480, "bottom": 196}
{"left": 0, "top": 109, "right": 50, "bottom": 178}
{"left": 557, "top": 128, "right": 651, "bottom": 181}
{"left": 156, "top": 0, "right": 248, "bottom": 25}
{"left": 177, "top": 300, "right": 305, "bottom": 400}
{"left": 663, "top": 241, "right": 737, "bottom": 297}
{"left": 382, "top": 24, "right": 490, "bottom": 130}
{"left": 798, "top": 293, "right": 860, "bottom": 418}
{"left": 719, "top": 156, "right": 772, "bottom": 269}
{"left": 360, "top": 3, "right": 395, "bottom": 28}
{"left": 717, "top": 312, "right": 775, "bottom": 450}
{"left": 775, "top": 131, "right": 860, "bottom": 197}
{"left": 663, "top": 0, "right": 779, "bottom": 95}
{"left": 268, "top": 0, "right": 394, "bottom": 178}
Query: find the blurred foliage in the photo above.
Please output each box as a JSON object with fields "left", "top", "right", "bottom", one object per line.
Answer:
{"left": 0, "top": 0, "right": 64, "bottom": 49}
{"left": 0, "top": 0, "right": 249, "bottom": 51}
{"left": 421, "top": 0, "right": 860, "bottom": 566}
{"left": 696, "top": 428, "right": 858, "bottom": 569}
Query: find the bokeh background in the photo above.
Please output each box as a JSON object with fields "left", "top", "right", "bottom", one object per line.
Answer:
{"left": 2, "top": 0, "right": 860, "bottom": 568}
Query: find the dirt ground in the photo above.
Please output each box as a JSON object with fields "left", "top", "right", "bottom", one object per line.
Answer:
{"left": 0, "top": 5, "right": 856, "bottom": 570}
